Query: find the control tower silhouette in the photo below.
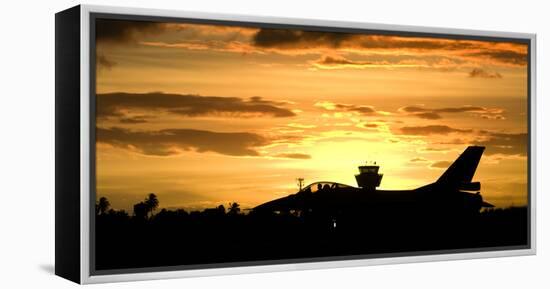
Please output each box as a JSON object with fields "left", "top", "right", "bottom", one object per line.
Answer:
{"left": 355, "top": 162, "right": 383, "bottom": 190}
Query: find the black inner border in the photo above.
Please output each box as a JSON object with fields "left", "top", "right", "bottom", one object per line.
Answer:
{"left": 89, "top": 12, "right": 532, "bottom": 276}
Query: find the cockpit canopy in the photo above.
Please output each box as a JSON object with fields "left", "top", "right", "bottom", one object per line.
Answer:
{"left": 300, "top": 181, "right": 353, "bottom": 193}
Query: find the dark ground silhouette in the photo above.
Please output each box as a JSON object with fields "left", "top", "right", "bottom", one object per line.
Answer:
{"left": 95, "top": 194, "right": 528, "bottom": 271}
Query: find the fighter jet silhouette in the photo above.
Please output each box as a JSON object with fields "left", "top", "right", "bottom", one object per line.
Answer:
{"left": 253, "top": 146, "right": 494, "bottom": 219}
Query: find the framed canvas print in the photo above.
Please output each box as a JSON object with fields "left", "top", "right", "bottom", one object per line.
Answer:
{"left": 55, "top": 4, "right": 536, "bottom": 284}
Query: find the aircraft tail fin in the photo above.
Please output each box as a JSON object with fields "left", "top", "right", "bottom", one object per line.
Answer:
{"left": 436, "top": 146, "right": 485, "bottom": 189}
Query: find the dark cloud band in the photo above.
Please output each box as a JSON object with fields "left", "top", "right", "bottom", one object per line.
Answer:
{"left": 96, "top": 19, "right": 166, "bottom": 44}
{"left": 97, "top": 127, "right": 269, "bottom": 156}
{"left": 474, "top": 132, "right": 527, "bottom": 156}
{"left": 251, "top": 28, "right": 527, "bottom": 67}
{"left": 97, "top": 92, "right": 296, "bottom": 121}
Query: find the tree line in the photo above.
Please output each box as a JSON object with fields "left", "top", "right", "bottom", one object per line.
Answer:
{"left": 95, "top": 194, "right": 242, "bottom": 220}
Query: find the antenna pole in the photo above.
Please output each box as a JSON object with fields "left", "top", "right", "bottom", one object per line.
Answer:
{"left": 296, "top": 178, "right": 305, "bottom": 191}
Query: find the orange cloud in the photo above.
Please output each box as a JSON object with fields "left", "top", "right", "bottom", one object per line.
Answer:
{"left": 399, "top": 125, "right": 472, "bottom": 135}
{"left": 140, "top": 40, "right": 263, "bottom": 54}
{"left": 97, "top": 54, "right": 116, "bottom": 70}
{"left": 273, "top": 153, "right": 312, "bottom": 159}
{"left": 312, "top": 55, "right": 425, "bottom": 69}
{"left": 468, "top": 68, "right": 503, "bottom": 78}
{"left": 314, "top": 101, "right": 388, "bottom": 116}
{"left": 431, "top": 160, "right": 452, "bottom": 168}
{"left": 399, "top": 105, "right": 504, "bottom": 120}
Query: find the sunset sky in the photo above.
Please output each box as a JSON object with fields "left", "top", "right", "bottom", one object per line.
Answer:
{"left": 94, "top": 18, "right": 529, "bottom": 212}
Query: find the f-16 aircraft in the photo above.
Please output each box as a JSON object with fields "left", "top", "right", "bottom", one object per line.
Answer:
{"left": 253, "top": 146, "right": 494, "bottom": 220}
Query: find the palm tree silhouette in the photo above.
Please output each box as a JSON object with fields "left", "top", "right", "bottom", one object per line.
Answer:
{"left": 96, "top": 197, "right": 110, "bottom": 215}
{"left": 144, "top": 193, "right": 159, "bottom": 219}
{"left": 228, "top": 202, "right": 241, "bottom": 216}
{"left": 133, "top": 202, "right": 148, "bottom": 219}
